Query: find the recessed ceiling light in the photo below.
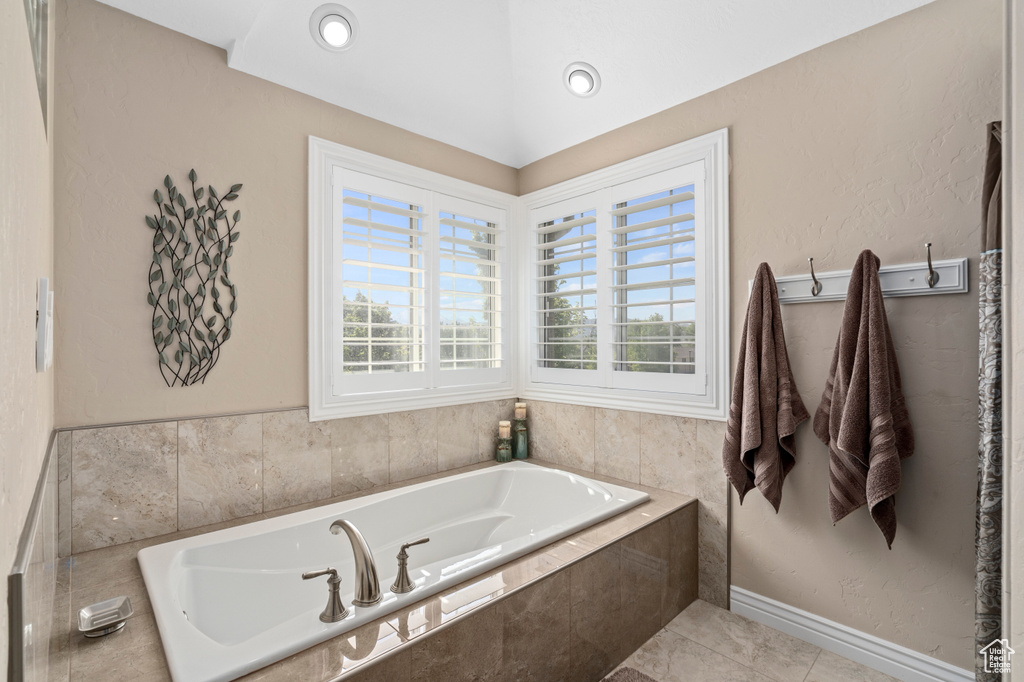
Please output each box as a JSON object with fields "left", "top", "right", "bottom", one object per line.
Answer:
{"left": 319, "top": 15, "right": 351, "bottom": 48}
{"left": 563, "top": 62, "right": 601, "bottom": 98}
{"left": 310, "top": 4, "right": 358, "bottom": 52}
{"left": 568, "top": 70, "right": 593, "bottom": 94}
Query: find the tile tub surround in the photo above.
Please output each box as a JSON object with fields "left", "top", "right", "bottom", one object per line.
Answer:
{"left": 58, "top": 398, "right": 730, "bottom": 613}
{"left": 70, "top": 422, "right": 178, "bottom": 553}
{"left": 10, "top": 436, "right": 66, "bottom": 682}
{"left": 59, "top": 400, "right": 515, "bottom": 555}
{"left": 54, "top": 461, "right": 696, "bottom": 681}
{"left": 178, "top": 414, "right": 263, "bottom": 530}
{"left": 528, "top": 400, "right": 730, "bottom": 607}
{"left": 139, "top": 462, "right": 649, "bottom": 682}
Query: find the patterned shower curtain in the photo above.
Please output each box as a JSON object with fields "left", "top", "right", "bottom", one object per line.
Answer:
{"left": 976, "top": 121, "right": 1002, "bottom": 682}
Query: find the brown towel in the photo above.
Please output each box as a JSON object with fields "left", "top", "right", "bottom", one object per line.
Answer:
{"left": 723, "top": 263, "right": 809, "bottom": 511}
{"left": 814, "top": 250, "right": 914, "bottom": 548}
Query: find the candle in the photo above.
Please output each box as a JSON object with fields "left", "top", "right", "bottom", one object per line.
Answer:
{"left": 499, "top": 420, "right": 511, "bottom": 439}
{"left": 515, "top": 402, "right": 526, "bottom": 419}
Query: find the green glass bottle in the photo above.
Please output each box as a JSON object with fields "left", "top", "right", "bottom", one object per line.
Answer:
{"left": 512, "top": 402, "right": 528, "bottom": 460}
{"left": 496, "top": 420, "right": 513, "bottom": 463}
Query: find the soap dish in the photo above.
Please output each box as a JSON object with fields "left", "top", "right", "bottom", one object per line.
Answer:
{"left": 78, "top": 596, "right": 133, "bottom": 638}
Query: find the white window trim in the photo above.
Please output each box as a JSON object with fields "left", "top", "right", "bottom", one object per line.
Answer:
{"left": 309, "top": 137, "right": 518, "bottom": 421}
{"left": 517, "top": 128, "right": 730, "bottom": 420}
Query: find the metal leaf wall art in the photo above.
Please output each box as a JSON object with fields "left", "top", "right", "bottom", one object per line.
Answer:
{"left": 145, "top": 169, "right": 242, "bottom": 386}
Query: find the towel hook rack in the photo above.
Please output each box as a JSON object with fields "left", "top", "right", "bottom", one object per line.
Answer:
{"left": 808, "top": 258, "right": 823, "bottom": 297}
{"left": 925, "top": 243, "right": 939, "bottom": 288}
{"left": 753, "top": 253, "right": 969, "bottom": 304}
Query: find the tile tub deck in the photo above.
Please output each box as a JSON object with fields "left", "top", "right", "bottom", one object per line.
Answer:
{"left": 54, "top": 460, "right": 698, "bottom": 682}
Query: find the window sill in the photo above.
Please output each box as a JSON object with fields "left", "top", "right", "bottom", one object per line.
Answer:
{"left": 309, "top": 384, "right": 516, "bottom": 421}
{"left": 519, "top": 384, "right": 727, "bottom": 421}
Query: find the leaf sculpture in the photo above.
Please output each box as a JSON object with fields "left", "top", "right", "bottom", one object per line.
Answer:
{"left": 146, "top": 169, "right": 242, "bottom": 386}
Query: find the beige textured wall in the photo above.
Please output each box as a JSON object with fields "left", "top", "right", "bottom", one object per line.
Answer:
{"left": 53, "top": 0, "right": 518, "bottom": 428}
{"left": 0, "top": 0, "right": 55, "bottom": 672}
{"left": 51, "top": 0, "right": 998, "bottom": 669}
{"left": 521, "top": 0, "right": 997, "bottom": 669}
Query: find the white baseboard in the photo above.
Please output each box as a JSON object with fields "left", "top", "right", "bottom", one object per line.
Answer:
{"left": 730, "top": 587, "right": 972, "bottom": 682}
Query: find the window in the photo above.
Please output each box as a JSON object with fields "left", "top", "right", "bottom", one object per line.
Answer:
{"left": 521, "top": 129, "right": 729, "bottom": 419}
{"left": 311, "top": 131, "right": 727, "bottom": 421}
{"left": 437, "top": 200, "right": 503, "bottom": 376}
{"left": 310, "top": 139, "right": 514, "bottom": 420}
{"left": 336, "top": 175, "right": 429, "bottom": 394}
{"left": 536, "top": 201, "right": 598, "bottom": 372}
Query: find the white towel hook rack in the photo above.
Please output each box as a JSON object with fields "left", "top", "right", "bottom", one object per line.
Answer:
{"left": 752, "top": 250, "right": 969, "bottom": 305}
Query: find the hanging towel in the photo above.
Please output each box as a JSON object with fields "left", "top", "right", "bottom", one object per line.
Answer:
{"left": 722, "top": 262, "right": 809, "bottom": 511}
{"left": 814, "top": 250, "right": 914, "bottom": 548}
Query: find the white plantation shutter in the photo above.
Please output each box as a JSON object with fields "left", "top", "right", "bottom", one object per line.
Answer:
{"left": 333, "top": 169, "right": 432, "bottom": 394}
{"left": 436, "top": 195, "right": 504, "bottom": 384}
{"left": 311, "top": 133, "right": 726, "bottom": 420}
{"left": 611, "top": 187, "right": 696, "bottom": 371}
{"left": 318, "top": 159, "right": 511, "bottom": 411}
{"left": 528, "top": 161, "right": 710, "bottom": 397}
{"left": 609, "top": 166, "right": 705, "bottom": 393}
{"left": 533, "top": 194, "right": 600, "bottom": 380}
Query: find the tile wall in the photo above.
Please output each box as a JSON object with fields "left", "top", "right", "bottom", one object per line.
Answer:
{"left": 10, "top": 436, "right": 68, "bottom": 682}
{"left": 527, "top": 401, "right": 729, "bottom": 608}
{"left": 57, "top": 398, "right": 729, "bottom": 607}
{"left": 58, "top": 400, "right": 514, "bottom": 556}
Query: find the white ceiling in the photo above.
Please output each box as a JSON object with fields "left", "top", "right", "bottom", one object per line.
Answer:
{"left": 95, "top": 0, "right": 934, "bottom": 168}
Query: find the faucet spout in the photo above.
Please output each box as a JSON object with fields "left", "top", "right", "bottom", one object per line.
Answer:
{"left": 329, "top": 519, "right": 382, "bottom": 606}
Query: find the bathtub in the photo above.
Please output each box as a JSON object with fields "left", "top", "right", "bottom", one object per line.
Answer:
{"left": 138, "top": 461, "right": 650, "bottom": 682}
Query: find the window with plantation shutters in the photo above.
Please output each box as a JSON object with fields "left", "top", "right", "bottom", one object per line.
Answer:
{"left": 437, "top": 197, "right": 503, "bottom": 376}
{"left": 310, "top": 133, "right": 727, "bottom": 421}
{"left": 310, "top": 139, "right": 514, "bottom": 420}
{"left": 536, "top": 202, "right": 598, "bottom": 373}
{"left": 336, "top": 173, "right": 429, "bottom": 393}
{"left": 610, "top": 178, "right": 700, "bottom": 390}
{"left": 522, "top": 130, "right": 729, "bottom": 419}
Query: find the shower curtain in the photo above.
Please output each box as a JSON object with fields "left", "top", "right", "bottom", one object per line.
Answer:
{"left": 976, "top": 121, "right": 1002, "bottom": 682}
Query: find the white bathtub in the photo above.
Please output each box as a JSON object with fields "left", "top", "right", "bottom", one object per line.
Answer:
{"left": 138, "top": 461, "right": 649, "bottom": 682}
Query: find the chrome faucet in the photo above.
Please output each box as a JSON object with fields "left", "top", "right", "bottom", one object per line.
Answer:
{"left": 329, "top": 519, "right": 382, "bottom": 606}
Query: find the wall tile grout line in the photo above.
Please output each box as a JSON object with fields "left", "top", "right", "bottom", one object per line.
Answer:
{"left": 69, "top": 433, "right": 74, "bottom": 558}
{"left": 175, "top": 420, "right": 181, "bottom": 531}
{"left": 639, "top": 412, "right": 646, "bottom": 488}
{"left": 176, "top": 419, "right": 180, "bottom": 531}
{"left": 260, "top": 412, "right": 265, "bottom": 516}
{"left": 386, "top": 411, "right": 393, "bottom": 484}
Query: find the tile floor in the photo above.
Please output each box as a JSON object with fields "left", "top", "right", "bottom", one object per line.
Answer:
{"left": 609, "top": 600, "right": 901, "bottom": 682}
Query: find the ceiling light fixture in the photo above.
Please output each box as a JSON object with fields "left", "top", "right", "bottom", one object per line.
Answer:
{"left": 563, "top": 62, "right": 600, "bottom": 98}
{"left": 320, "top": 15, "right": 351, "bottom": 47}
{"left": 310, "top": 4, "right": 358, "bottom": 52}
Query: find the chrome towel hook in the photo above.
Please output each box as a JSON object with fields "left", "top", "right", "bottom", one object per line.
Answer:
{"left": 925, "top": 243, "right": 939, "bottom": 287}
{"left": 808, "top": 257, "right": 823, "bottom": 297}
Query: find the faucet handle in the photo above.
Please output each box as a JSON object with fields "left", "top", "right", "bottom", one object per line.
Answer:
{"left": 398, "top": 537, "right": 430, "bottom": 557}
{"left": 302, "top": 567, "right": 348, "bottom": 623}
{"left": 392, "top": 537, "right": 430, "bottom": 594}
{"left": 302, "top": 567, "right": 340, "bottom": 582}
